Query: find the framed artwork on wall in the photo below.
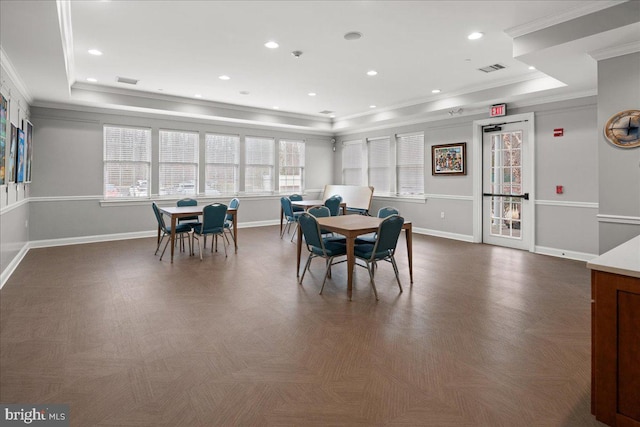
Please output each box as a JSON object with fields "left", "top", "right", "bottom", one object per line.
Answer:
{"left": 16, "top": 128, "right": 25, "bottom": 183}
{"left": 23, "top": 119, "right": 33, "bottom": 182}
{"left": 432, "top": 142, "right": 467, "bottom": 175}
{"left": 7, "top": 123, "right": 17, "bottom": 183}
{"left": 0, "top": 94, "right": 7, "bottom": 185}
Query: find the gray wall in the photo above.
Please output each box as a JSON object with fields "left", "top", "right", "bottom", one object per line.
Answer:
{"left": 597, "top": 52, "right": 640, "bottom": 253}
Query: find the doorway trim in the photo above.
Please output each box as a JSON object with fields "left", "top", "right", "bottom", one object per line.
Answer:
{"left": 472, "top": 112, "right": 535, "bottom": 251}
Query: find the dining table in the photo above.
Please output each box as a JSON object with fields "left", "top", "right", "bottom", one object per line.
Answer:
{"left": 280, "top": 199, "right": 347, "bottom": 235}
{"left": 158, "top": 205, "right": 238, "bottom": 262}
{"left": 296, "top": 214, "right": 413, "bottom": 300}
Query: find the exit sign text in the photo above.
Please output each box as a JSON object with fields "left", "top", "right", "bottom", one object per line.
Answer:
{"left": 490, "top": 104, "right": 507, "bottom": 117}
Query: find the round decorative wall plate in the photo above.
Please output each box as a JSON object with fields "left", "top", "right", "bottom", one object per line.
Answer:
{"left": 604, "top": 109, "right": 640, "bottom": 148}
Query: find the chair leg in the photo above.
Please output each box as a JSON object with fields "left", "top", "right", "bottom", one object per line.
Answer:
{"left": 365, "top": 261, "right": 379, "bottom": 300}
{"left": 290, "top": 223, "right": 298, "bottom": 242}
{"left": 155, "top": 233, "right": 166, "bottom": 255}
{"left": 299, "top": 254, "right": 314, "bottom": 284}
{"left": 159, "top": 236, "right": 171, "bottom": 261}
{"left": 390, "top": 256, "right": 403, "bottom": 293}
{"left": 320, "top": 256, "right": 334, "bottom": 294}
{"left": 221, "top": 233, "right": 228, "bottom": 257}
{"left": 280, "top": 220, "right": 289, "bottom": 238}
{"left": 198, "top": 234, "right": 203, "bottom": 261}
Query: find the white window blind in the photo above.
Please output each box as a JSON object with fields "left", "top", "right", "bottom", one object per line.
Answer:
{"left": 103, "top": 126, "right": 151, "bottom": 198}
{"left": 205, "top": 133, "right": 239, "bottom": 196}
{"left": 367, "top": 137, "right": 390, "bottom": 195}
{"left": 279, "top": 139, "right": 305, "bottom": 193}
{"left": 159, "top": 130, "right": 199, "bottom": 196}
{"left": 397, "top": 132, "right": 424, "bottom": 195}
{"left": 245, "top": 136, "right": 275, "bottom": 193}
{"left": 342, "top": 140, "right": 363, "bottom": 185}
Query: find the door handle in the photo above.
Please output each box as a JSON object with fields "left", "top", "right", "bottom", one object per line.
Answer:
{"left": 483, "top": 193, "right": 529, "bottom": 200}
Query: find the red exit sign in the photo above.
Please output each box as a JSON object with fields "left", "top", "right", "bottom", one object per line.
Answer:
{"left": 490, "top": 104, "right": 507, "bottom": 117}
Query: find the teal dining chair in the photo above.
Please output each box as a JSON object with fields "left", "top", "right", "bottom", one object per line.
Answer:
{"left": 298, "top": 212, "right": 347, "bottom": 294}
{"left": 353, "top": 214, "right": 405, "bottom": 300}
{"left": 192, "top": 203, "right": 229, "bottom": 259}
{"left": 324, "top": 195, "right": 342, "bottom": 216}
{"left": 152, "top": 202, "right": 192, "bottom": 261}
{"left": 355, "top": 206, "right": 400, "bottom": 244}
{"left": 224, "top": 197, "right": 240, "bottom": 245}
{"left": 290, "top": 193, "right": 304, "bottom": 213}
{"left": 280, "top": 197, "right": 302, "bottom": 242}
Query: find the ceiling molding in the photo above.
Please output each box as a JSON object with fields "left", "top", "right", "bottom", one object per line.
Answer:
{"left": 504, "top": 0, "right": 627, "bottom": 38}
{"left": 0, "top": 47, "right": 34, "bottom": 104}
{"left": 589, "top": 40, "right": 640, "bottom": 61}
{"left": 55, "top": 0, "right": 75, "bottom": 90}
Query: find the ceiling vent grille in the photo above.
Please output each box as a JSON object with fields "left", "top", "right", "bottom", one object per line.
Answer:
{"left": 319, "top": 110, "right": 334, "bottom": 115}
{"left": 116, "top": 76, "right": 139, "bottom": 85}
{"left": 478, "top": 64, "right": 506, "bottom": 73}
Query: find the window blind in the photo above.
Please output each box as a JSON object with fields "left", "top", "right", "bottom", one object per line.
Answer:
{"left": 342, "top": 140, "right": 363, "bottom": 185}
{"left": 205, "top": 133, "right": 239, "bottom": 195}
{"left": 397, "top": 132, "right": 424, "bottom": 195}
{"left": 103, "top": 126, "right": 151, "bottom": 198}
{"left": 279, "top": 139, "right": 305, "bottom": 193}
{"left": 159, "top": 130, "right": 199, "bottom": 196}
{"left": 245, "top": 136, "right": 275, "bottom": 193}
{"left": 367, "top": 137, "right": 390, "bottom": 195}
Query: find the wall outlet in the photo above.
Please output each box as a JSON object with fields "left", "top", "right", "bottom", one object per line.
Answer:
{"left": 440, "top": 211, "right": 445, "bottom": 219}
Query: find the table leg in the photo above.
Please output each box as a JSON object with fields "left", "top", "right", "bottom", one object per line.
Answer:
{"left": 157, "top": 225, "right": 161, "bottom": 247}
{"left": 170, "top": 214, "right": 177, "bottom": 263}
{"left": 233, "top": 212, "right": 238, "bottom": 253}
{"left": 346, "top": 237, "right": 355, "bottom": 300}
{"left": 280, "top": 207, "right": 284, "bottom": 236}
{"left": 405, "top": 223, "right": 413, "bottom": 283}
{"left": 296, "top": 223, "right": 303, "bottom": 277}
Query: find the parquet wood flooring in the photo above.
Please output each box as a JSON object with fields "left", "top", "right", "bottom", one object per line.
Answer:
{"left": 1, "top": 226, "right": 605, "bottom": 426}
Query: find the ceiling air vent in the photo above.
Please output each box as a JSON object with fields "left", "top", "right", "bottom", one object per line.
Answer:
{"left": 116, "top": 76, "right": 139, "bottom": 85}
{"left": 319, "top": 110, "right": 334, "bottom": 115}
{"left": 478, "top": 64, "right": 506, "bottom": 73}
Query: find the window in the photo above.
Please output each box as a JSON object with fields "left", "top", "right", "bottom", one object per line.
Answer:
{"left": 159, "top": 130, "right": 199, "bottom": 196}
{"left": 104, "top": 126, "right": 151, "bottom": 198}
{"left": 342, "top": 140, "right": 363, "bottom": 185}
{"left": 205, "top": 133, "right": 239, "bottom": 196}
{"left": 279, "top": 139, "right": 305, "bottom": 193}
{"left": 396, "top": 132, "right": 424, "bottom": 195}
{"left": 245, "top": 136, "right": 275, "bottom": 193}
{"left": 367, "top": 137, "right": 390, "bottom": 195}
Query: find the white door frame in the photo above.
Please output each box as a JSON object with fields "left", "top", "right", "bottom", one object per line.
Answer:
{"left": 472, "top": 112, "right": 535, "bottom": 251}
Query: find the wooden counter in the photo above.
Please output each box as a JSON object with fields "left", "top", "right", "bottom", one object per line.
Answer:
{"left": 587, "top": 235, "right": 640, "bottom": 427}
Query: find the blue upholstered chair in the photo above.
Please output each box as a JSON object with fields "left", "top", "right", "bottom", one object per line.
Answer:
{"left": 192, "top": 203, "right": 229, "bottom": 259}
{"left": 298, "top": 212, "right": 347, "bottom": 294}
{"left": 355, "top": 206, "right": 400, "bottom": 244}
{"left": 152, "top": 202, "right": 192, "bottom": 261}
{"left": 177, "top": 198, "right": 199, "bottom": 225}
{"left": 280, "top": 197, "right": 302, "bottom": 242}
{"left": 289, "top": 193, "right": 304, "bottom": 213}
{"left": 308, "top": 205, "right": 333, "bottom": 238}
{"left": 324, "top": 195, "right": 342, "bottom": 216}
{"left": 353, "top": 214, "right": 405, "bottom": 300}
{"left": 223, "top": 197, "right": 240, "bottom": 245}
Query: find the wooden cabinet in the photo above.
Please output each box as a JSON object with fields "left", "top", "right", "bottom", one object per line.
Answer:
{"left": 589, "top": 236, "right": 640, "bottom": 427}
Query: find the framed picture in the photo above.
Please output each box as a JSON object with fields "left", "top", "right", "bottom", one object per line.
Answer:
{"left": 432, "top": 142, "right": 466, "bottom": 175}
{"left": 22, "top": 119, "right": 33, "bottom": 182}
{"left": 7, "top": 123, "right": 17, "bottom": 183}
{"left": 16, "top": 128, "right": 25, "bottom": 183}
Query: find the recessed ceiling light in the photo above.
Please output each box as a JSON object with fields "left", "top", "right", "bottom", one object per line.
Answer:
{"left": 219, "top": 75, "right": 230, "bottom": 80}
{"left": 194, "top": 94, "right": 202, "bottom": 98}
{"left": 432, "top": 89, "right": 441, "bottom": 94}
{"left": 308, "top": 92, "right": 316, "bottom": 97}
{"left": 330, "top": 114, "right": 336, "bottom": 118}
{"left": 344, "top": 31, "right": 363, "bottom": 41}
{"left": 369, "top": 105, "right": 376, "bottom": 109}
{"left": 468, "top": 32, "right": 484, "bottom": 40}
{"left": 273, "top": 106, "right": 279, "bottom": 109}
{"left": 528, "top": 66, "right": 536, "bottom": 70}
{"left": 88, "top": 49, "right": 103, "bottom": 56}
{"left": 239, "top": 91, "right": 250, "bottom": 95}
{"left": 86, "top": 77, "right": 97, "bottom": 83}
{"left": 367, "top": 70, "right": 378, "bottom": 76}
{"left": 265, "top": 41, "right": 279, "bottom": 49}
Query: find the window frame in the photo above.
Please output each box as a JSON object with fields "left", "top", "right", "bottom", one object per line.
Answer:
{"left": 278, "top": 138, "right": 305, "bottom": 194}
{"left": 205, "top": 132, "right": 240, "bottom": 196}
{"left": 103, "top": 125, "right": 152, "bottom": 199}
{"left": 158, "top": 129, "right": 199, "bottom": 197}
{"left": 244, "top": 135, "right": 276, "bottom": 194}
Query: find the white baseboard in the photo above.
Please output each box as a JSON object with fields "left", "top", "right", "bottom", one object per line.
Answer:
{"left": 29, "top": 230, "right": 157, "bottom": 249}
{"left": 412, "top": 227, "right": 475, "bottom": 242}
{"left": 534, "top": 246, "right": 597, "bottom": 262}
{"left": 0, "top": 242, "right": 29, "bottom": 289}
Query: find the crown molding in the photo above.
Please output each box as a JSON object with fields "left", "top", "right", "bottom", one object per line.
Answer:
{"left": 504, "top": 1, "right": 626, "bottom": 38}
{"left": 589, "top": 40, "right": 640, "bottom": 61}
{"left": 56, "top": 0, "right": 75, "bottom": 90}
{"left": 0, "top": 47, "right": 34, "bottom": 104}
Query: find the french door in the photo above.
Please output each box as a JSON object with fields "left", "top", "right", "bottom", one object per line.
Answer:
{"left": 482, "top": 121, "right": 532, "bottom": 250}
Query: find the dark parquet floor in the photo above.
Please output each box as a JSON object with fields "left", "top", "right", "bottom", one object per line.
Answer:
{"left": 0, "top": 226, "right": 606, "bottom": 426}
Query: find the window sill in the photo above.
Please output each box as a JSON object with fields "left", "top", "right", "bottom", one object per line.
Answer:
{"left": 372, "top": 194, "right": 427, "bottom": 204}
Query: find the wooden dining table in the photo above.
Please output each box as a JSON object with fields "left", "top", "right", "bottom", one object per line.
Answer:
{"left": 280, "top": 199, "right": 347, "bottom": 235}
{"left": 158, "top": 205, "right": 238, "bottom": 262}
{"left": 296, "top": 215, "right": 413, "bottom": 300}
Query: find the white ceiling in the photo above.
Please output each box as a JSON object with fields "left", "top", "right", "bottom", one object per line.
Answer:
{"left": 1, "top": 0, "right": 638, "bottom": 127}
